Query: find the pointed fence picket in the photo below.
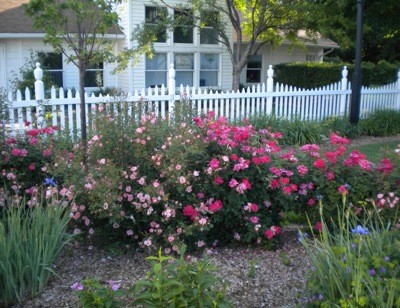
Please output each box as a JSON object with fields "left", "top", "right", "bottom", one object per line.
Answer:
{"left": 3, "top": 64, "right": 400, "bottom": 141}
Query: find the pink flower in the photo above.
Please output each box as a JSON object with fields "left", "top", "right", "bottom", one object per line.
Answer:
{"left": 98, "top": 158, "right": 106, "bottom": 165}
{"left": 175, "top": 164, "right": 182, "bottom": 170}
{"left": 126, "top": 229, "right": 133, "bottom": 236}
{"left": 198, "top": 217, "right": 207, "bottom": 225}
{"left": 248, "top": 203, "right": 259, "bottom": 212}
{"left": 209, "top": 158, "right": 219, "bottom": 170}
{"left": 138, "top": 177, "right": 146, "bottom": 185}
{"left": 179, "top": 176, "right": 186, "bottom": 184}
{"left": 229, "top": 179, "right": 238, "bottom": 188}
{"left": 297, "top": 165, "right": 308, "bottom": 176}
{"left": 307, "top": 198, "right": 316, "bottom": 206}
{"left": 249, "top": 216, "right": 259, "bottom": 224}
{"left": 71, "top": 282, "right": 84, "bottom": 291}
{"left": 214, "top": 176, "right": 224, "bottom": 185}
{"left": 326, "top": 171, "right": 335, "bottom": 181}
{"left": 376, "top": 158, "right": 394, "bottom": 174}
{"left": 43, "top": 149, "right": 52, "bottom": 157}
{"left": 330, "top": 133, "right": 349, "bottom": 145}
{"left": 6, "top": 137, "right": 16, "bottom": 144}
{"left": 338, "top": 185, "right": 348, "bottom": 196}
{"left": 29, "top": 163, "right": 36, "bottom": 171}
{"left": 236, "top": 183, "right": 247, "bottom": 194}
{"left": 314, "top": 221, "right": 323, "bottom": 232}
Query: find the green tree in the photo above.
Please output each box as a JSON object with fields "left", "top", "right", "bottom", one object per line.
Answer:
{"left": 127, "top": 0, "right": 310, "bottom": 90}
{"left": 307, "top": 0, "right": 400, "bottom": 63}
{"left": 24, "top": 0, "right": 122, "bottom": 149}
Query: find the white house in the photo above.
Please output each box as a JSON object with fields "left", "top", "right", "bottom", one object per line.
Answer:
{"left": 0, "top": 0, "right": 124, "bottom": 94}
{"left": 0, "top": 0, "right": 337, "bottom": 94}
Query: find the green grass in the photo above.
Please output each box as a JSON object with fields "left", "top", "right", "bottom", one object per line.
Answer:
{"left": 349, "top": 140, "right": 399, "bottom": 163}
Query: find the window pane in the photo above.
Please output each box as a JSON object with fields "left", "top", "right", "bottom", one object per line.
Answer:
{"left": 145, "top": 6, "right": 167, "bottom": 43}
{"left": 200, "top": 71, "right": 218, "bottom": 87}
{"left": 200, "top": 54, "right": 219, "bottom": 70}
{"left": 146, "top": 71, "right": 167, "bottom": 88}
{"left": 175, "top": 71, "right": 193, "bottom": 87}
{"left": 200, "top": 28, "right": 218, "bottom": 44}
{"left": 200, "top": 11, "right": 219, "bottom": 44}
{"left": 174, "top": 10, "right": 193, "bottom": 43}
{"left": 42, "top": 52, "right": 62, "bottom": 69}
{"left": 175, "top": 54, "right": 194, "bottom": 70}
{"left": 84, "top": 71, "right": 103, "bottom": 87}
{"left": 247, "top": 55, "right": 262, "bottom": 69}
{"left": 146, "top": 54, "right": 167, "bottom": 70}
{"left": 49, "top": 71, "right": 63, "bottom": 88}
{"left": 246, "top": 70, "right": 261, "bottom": 83}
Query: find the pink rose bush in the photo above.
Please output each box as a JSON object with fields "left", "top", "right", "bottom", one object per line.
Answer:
{"left": 2, "top": 107, "right": 400, "bottom": 252}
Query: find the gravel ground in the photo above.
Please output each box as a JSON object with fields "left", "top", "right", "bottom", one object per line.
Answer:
{"left": 13, "top": 228, "right": 312, "bottom": 308}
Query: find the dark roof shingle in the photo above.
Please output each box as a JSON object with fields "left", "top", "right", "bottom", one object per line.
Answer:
{"left": 0, "top": 0, "right": 124, "bottom": 36}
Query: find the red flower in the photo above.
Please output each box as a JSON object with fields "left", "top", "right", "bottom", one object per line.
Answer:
{"left": 330, "top": 133, "right": 349, "bottom": 145}
{"left": 230, "top": 154, "right": 238, "bottom": 161}
{"left": 270, "top": 179, "right": 280, "bottom": 189}
{"left": 183, "top": 205, "right": 198, "bottom": 220}
{"left": 209, "top": 200, "right": 223, "bottom": 213}
{"left": 376, "top": 158, "right": 394, "bottom": 174}
{"left": 313, "top": 158, "right": 325, "bottom": 169}
{"left": 241, "top": 178, "right": 251, "bottom": 189}
{"left": 314, "top": 221, "right": 323, "bottom": 232}
{"left": 264, "top": 229, "right": 274, "bottom": 239}
{"left": 248, "top": 203, "right": 259, "bottom": 212}
{"left": 28, "top": 129, "right": 40, "bottom": 137}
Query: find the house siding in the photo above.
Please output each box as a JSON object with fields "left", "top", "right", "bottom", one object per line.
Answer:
{"left": 120, "top": 0, "right": 233, "bottom": 92}
{"left": 0, "top": 38, "right": 118, "bottom": 93}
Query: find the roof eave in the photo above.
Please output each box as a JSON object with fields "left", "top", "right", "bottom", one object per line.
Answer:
{"left": 0, "top": 33, "right": 125, "bottom": 39}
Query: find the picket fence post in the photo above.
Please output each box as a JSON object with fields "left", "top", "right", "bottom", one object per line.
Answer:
{"left": 396, "top": 70, "right": 400, "bottom": 111}
{"left": 339, "top": 66, "right": 348, "bottom": 115}
{"left": 168, "top": 63, "right": 176, "bottom": 119}
{"left": 34, "top": 62, "right": 45, "bottom": 127}
{"left": 266, "top": 65, "right": 274, "bottom": 115}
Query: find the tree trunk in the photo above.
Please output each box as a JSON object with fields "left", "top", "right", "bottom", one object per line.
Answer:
{"left": 232, "top": 67, "right": 241, "bottom": 91}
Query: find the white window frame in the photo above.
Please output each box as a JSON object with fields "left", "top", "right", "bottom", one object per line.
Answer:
{"left": 174, "top": 53, "right": 194, "bottom": 87}
{"left": 145, "top": 53, "right": 168, "bottom": 88}
{"left": 199, "top": 53, "right": 220, "bottom": 87}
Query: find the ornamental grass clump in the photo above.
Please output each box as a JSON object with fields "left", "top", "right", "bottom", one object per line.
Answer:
{"left": 0, "top": 191, "right": 74, "bottom": 306}
{"left": 301, "top": 191, "right": 400, "bottom": 307}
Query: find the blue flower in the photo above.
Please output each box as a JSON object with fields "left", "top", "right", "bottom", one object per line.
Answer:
{"left": 44, "top": 177, "right": 57, "bottom": 187}
{"left": 297, "top": 231, "right": 309, "bottom": 243}
{"left": 351, "top": 225, "right": 369, "bottom": 235}
{"left": 369, "top": 269, "right": 376, "bottom": 276}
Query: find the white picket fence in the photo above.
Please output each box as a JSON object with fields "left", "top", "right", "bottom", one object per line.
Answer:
{"left": 2, "top": 63, "right": 400, "bottom": 140}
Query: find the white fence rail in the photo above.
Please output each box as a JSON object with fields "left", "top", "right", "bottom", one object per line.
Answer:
{"left": 2, "top": 63, "right": 400, "bottom": 140}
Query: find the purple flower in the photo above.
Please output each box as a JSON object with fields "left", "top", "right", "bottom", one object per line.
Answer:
{"left": 369, "top": 269, "right": 376, "bottom": 276}
{"left": 351, "top": 225, "right": 369, "bottom": 235}
{"left": 108, "top": 280, "right": 120, "bottom": 291}
{"left": 71, "top": 281, "right": 84, "bottom": 291}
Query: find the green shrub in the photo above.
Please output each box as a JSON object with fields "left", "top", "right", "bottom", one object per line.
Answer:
{"left": 301, "top": 197, "right": 400, "bottom": 307}
{"left": 0, "top": 194, "right": 74, "bottom": 306}
{"left": 132, "top": 246, "right": 231, "bottom": 307}
{"left": 274, "top": 61, "right": 399, "bottom": 89}
{"left": 359, "top": 109, "right": 400, "bottom": 136}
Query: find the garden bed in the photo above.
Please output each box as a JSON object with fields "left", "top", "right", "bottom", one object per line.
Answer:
{"left": 12, "top": 227, "right": 312, "bottom": 307}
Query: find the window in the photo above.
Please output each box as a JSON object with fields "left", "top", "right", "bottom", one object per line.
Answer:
{"left": 306, "top": 53, "right": 317, "bottom": 62}
{"left": 39, "top": 52, "right": 63, "bottom": 87}
{"left": 174, "top": 53, "right": 194, "bottom": 87}
{"left": 246, "top": 55, "right": 262, "bottom": 83}
{"left": 145, "top": 6, "right": 167, "bottom": 43}
{"left": 200, "top": 53, "right": 219, "bottom": 87}
{"left": 145, "top": 53, "right": 167, "bottom": 88}
{"left": 200, "top": 11, "right": 219, "bottom": 45}
{"left": 174, "top": 9, "right": 193, "bottom": 43}
{"left": 84, "top": 62, "right": 104, "bottom": 87}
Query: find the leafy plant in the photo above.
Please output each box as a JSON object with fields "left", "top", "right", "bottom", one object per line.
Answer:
{"left": 301, "top": 195, "right": 400, "bottom": 307}
{"left": 74, "top": 278, "right": 124, "bottom": 308}
{"left": 132, "top": 246, "right": 232, "bottom": 307}
{"left": 0, "top": 193, "right": 74, "bottom": 306}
